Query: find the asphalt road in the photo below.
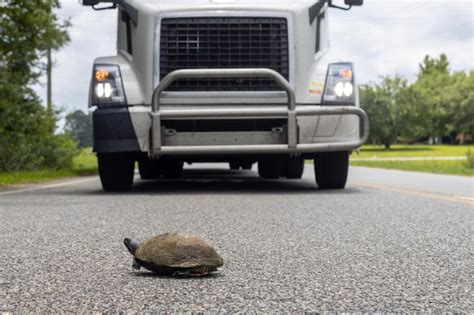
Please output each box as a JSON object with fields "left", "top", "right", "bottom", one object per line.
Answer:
{"left": 0, "top": 165, "right": 472, "bottom": 312}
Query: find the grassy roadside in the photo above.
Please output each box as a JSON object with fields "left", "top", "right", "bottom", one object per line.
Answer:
{"left": 351, "top": 160, "right": 473, "bottom": 176}
{"left": 352, "top": 144, "right": 472, "bottom": 158}
{"left": 350, "top": 144, "right": 474, "bottom": 176}
{"left": 0, "top": 149, "right": 98, "bottom": 187}
{"left": 1, "top": 144, "right": 473, "bottom": 187}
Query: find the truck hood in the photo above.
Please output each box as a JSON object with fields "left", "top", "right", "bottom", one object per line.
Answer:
{"left": 127, "top": 0, "right": 318, "bottom": 14}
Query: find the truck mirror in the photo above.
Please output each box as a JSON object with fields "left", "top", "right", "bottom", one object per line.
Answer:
{"left": 345, "top": 0, "right": 363, "bottom": 6}
{"left": 81, "top": 0, "right": 100, "bottom": 5}
{"left": 80, "top": 0, "right": 118, "bottom": 10}
{"left": 329, "top": 0, "right": 363, "bottom": 10}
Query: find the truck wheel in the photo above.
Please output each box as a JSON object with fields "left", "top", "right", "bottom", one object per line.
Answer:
{"left": 162, "top": 160, "right": 184, "bottom": 179}
{"left": 258, "top": 158, "right": 281, "bottom": 179}
{"left": 314, "top": 151, "right": 349, "bottom": 189}
{"left": 138, "top": 158, "right": 162, "bottom": 180}
{"left": 285, "top": 157, "right": 305, "bottom": 179}
{"left": 229, "top": 162, "right": 240, "bottom": 170}
{"left": 98, "top": 153, "right": 134, "bottom": 191}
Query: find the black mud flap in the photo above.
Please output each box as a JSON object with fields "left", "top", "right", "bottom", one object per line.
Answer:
{"left": 93, "top": 107, "right": 140, "bottom": 153}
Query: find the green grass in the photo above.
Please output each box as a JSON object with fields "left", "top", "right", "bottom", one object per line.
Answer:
{"left": 71, "top": 148, "right": 98, "bottom": 176}
{"left": 0, "top": 148, "right": 98, "bottom": 187}
{"left": 351, "top": 160, "right": 473, "bottom": 176}
{"left": 1, "top": 145, "right": 473, "bottom": 186}
{"left": 350, "top": 145, "right": 474, "bottom": 176}
{"left": 353, "top": 144, "right": 473, "bottom": 159}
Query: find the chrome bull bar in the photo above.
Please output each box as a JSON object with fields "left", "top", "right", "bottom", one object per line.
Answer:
{"left": 150, "top": 68, "right": 369, "bottom": 156}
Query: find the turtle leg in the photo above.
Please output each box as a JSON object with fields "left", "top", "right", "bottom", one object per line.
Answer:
{"left": 172, "top": 270, "right": 192, "bottom": 278}
{"left": 132, "top": 258, "right": 141, "bottom": 270}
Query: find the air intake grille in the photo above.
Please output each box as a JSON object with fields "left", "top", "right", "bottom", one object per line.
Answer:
{"left": 159, "top": 17, "right": 289, "bottom": 91}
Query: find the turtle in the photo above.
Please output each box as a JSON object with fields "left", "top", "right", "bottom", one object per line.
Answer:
{"left": 124, "top": 233, "right": 224, "bottom": 277}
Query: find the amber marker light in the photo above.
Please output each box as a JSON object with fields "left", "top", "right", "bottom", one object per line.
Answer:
{"left": 339, "top": 69, "right": 353, "bottom": 79}
{"left": 95, "top": 70, "right": 110, "bottom": 81}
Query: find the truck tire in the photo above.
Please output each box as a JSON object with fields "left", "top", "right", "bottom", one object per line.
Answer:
{"left": 162, "top": 160, "right": 184, "bottom": 179}
{"left": 138, "top": 159, "right": 162, "bottom": 180}
{"left": 98, "top": 153, "right": 134, "bottom": 191}
{"left": 314, "top": 151, "right": 349, "bottom": 189}
{"left": 285, "top": 157, "right": 305, "bottom": 179}
{"left": 258, "top": 158, "right": 281, "bottom": 179}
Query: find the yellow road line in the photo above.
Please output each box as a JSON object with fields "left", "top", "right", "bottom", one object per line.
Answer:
{"left": 351, "top": 181, "right": 474, "bottom": 206}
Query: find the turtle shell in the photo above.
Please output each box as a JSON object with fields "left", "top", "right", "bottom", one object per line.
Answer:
{"left": 134, "top": 233, "right": 224, "bottom": 270}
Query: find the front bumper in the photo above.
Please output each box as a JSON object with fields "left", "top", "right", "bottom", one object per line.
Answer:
{"left": 149, "top": 68, "right": 369, "bottom": 157}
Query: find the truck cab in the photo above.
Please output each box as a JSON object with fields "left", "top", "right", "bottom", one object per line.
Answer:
{"left": 83, "top": 0, "right": 369, "bottom": 191}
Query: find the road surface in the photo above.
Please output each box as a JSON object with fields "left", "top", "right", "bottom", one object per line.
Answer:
{"left": 0, "top": 165, "right": 472, "bottom": 312}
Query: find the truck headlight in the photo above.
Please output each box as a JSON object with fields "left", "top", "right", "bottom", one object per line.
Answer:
{"left": 322, "top": 63, "right": 355, "bottom": 105}
{"left": 91, "top": 65, "right": 126, "bottom": 106}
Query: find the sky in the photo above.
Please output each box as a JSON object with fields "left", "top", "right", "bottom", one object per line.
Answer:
{"left": 33, "top": 0, "right": 473, "bottom": 114}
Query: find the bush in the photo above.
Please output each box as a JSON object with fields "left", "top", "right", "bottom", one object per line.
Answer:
{"left": 0, "top": 132, "right": 77, "bottom": 172}
{"left": 0, "top": 85, "right": 78, "bottom": 172}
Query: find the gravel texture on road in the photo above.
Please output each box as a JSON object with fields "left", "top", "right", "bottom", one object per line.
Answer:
{"left": 0, "top": 166, "right": 472, "bottom": 312}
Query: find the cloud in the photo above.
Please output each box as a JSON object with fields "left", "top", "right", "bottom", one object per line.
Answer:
{"left": 34, "top": 0, "right": 473, "bottom": 112}
{"left": 330, "top": 0, "right": 473, "bottom": 83}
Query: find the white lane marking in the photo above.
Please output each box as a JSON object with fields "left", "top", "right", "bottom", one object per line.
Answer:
{"left": 0, "top": 177, "right": 98, "bottom": 196}
{"left": 455, "top": 196, "right": 474, "bottom": 202}
{"left": 351, "top": 181, "right": 474, "bottom": 206}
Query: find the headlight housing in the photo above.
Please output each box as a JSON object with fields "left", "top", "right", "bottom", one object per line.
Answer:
{"left": 90, "top": 65, "right": 126, "bottom": 107}
{"left": 322, "top": 63, "right": 355, "bottom": 105}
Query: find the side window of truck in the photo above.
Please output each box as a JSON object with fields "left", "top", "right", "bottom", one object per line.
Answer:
{"left": 316, "top": 12, "right": 326, "bottom": 53}
{"left": 121, "top": 9, "right": 133, "bottom": 55}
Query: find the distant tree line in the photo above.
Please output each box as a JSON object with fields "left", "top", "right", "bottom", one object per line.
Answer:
{"left": 360, "top": 54, "right": 474, "bottom": 148}
{"left": 64, "top": 110, "right": 93, "bottom": 149}
{"left": 0, "top": 0, "right": 77, "bottom": 172}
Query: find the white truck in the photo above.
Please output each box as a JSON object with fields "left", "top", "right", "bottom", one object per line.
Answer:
{"left": 82, "top": 0, "right": 369, "bottom": 191}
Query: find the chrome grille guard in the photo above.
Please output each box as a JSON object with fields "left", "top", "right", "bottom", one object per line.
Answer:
{"left": 150, "top": 68, "right": 369, "bottom": 156}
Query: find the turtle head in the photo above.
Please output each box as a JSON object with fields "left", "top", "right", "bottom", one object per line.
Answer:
{"left": 123, "top": 238, "right": 139, "bottom": 256}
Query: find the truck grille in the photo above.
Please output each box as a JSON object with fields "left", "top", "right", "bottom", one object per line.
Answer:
{"left": 159, "top": 17, "right": 289, "bottom": 91}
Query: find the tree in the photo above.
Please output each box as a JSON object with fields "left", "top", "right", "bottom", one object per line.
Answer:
{"left": 362, "top": 54, "right": 473, "bottom": 147}
{"left": 412, "top": 54, "right": 474, "bottom": 143}
{"left": 418, "top": 54, "right": 449, "bottom": 76}
{"left": 457, "top": 71, "right": 474, "bottom": 139}
{"left": 412, "top": 53, "right": 467, "bottom": 142}
{"left": 360, "top": 76, "right": 418, "bottom": 148}
{"left": 0, "top": 0, "right": 70, "bottom": 83}
{"left": 65, "top": 110, "right": 93, "bottom": 148}
{"left": 0, "top": 0, "right": 74, "bottom": 171}
{"left": 442, "top": 70, "right": 474, "bottom": 143}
